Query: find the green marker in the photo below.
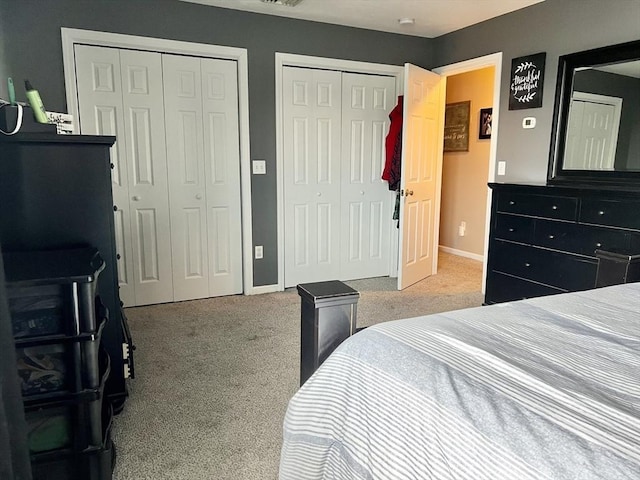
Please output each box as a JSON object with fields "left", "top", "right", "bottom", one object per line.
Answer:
{"left": 7, "top": 77, "right": 16, "bottom": 105}
{"left": 24, "top": 79, "right": 49, "bottom": 123}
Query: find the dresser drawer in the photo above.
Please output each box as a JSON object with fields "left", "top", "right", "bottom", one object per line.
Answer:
{"left": 493, "top": 214, "right": 533, "bottom": 243}
{"left": 491, "top": 241, "right": 597, "bottom": 290}
{"left": 497, "top": 193, "right": 577, "bottom": 221}
{"left": 485, "top": 272, "right": 565, "bottom": 304}
{"left": 580, "top": 199, "right": 640, "bottom": 230}
{"left": 629, "top": 232, "right": 640, "bottom": 252}
{"left": 534, "top": 221, "right": 631, "bottom": 256}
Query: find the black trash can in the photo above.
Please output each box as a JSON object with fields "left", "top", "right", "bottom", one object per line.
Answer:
{"left": 297, "top": 281, "right": 359, "bottom": 386}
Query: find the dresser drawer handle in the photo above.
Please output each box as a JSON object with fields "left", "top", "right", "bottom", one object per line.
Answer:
{"left": 548, "top": 235, "right": 555, "bottom": 239}
{"left": 598, "top": 210, "right": 605, "bottom": 215}
{"left": 524, "top": 262, "right": 531, "bottom": 267}
{"left": 552, "top": 205, "right": 558, "bottom": 210}
{"left": 509, "top": 201, "right": 515, "bottom": 205}
{"left": 596, "top": 242, "right": 602, "bottom": 248}
{"left": 508, "top": 228, "right": 515, "bottom": 232}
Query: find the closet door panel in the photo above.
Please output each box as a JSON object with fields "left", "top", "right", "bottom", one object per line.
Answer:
{"left": 162, "top": 54, "right": 209, "bottom": 301}
{"left": 120, "top": 49, "right": 173, "bottom": 305}
{"left": 201, "top": 58, "right": 243, "bottom": 297}
{"left": 340, "top": 73, "right": 395, "bottom": 280}
{"left": 283, "top": 67, "right": 342, "bottom": 287}
{"left": 74, "top": 44, "right": 135, "bottom": 306}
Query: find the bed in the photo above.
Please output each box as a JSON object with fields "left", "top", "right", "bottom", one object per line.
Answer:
{"left": 279, "top": 283, "right": 640, "bottom": 479}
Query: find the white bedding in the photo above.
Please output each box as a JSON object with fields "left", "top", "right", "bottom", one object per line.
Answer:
{"left": 280, "top": 283, "right": 640, "bottom": 479}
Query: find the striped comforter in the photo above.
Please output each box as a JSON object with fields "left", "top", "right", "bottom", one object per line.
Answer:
{"left": 280, "top": 283, "right": 640, "bottom": 479}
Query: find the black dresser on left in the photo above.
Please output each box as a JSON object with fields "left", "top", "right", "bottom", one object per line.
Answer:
{"left": 0, "top": 133, "right": 134, "bottom": 412}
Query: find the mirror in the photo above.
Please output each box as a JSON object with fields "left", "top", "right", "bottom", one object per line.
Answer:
{"left": 548, "top": 39, "right": 640, "bottom": 185}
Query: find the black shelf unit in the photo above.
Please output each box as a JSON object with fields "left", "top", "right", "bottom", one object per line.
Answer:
{"left": 0, "top": 133, "right": 134, "bottom": 409}
{"left": 4, "top": 247, "right": 115, "bottom": 479}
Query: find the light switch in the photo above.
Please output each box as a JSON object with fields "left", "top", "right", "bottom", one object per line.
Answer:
{"left": 498, "top": 161, "right": 506, "bottom": 176}
{"left": 252, "top": 160, "right": 266, "bottom": 175}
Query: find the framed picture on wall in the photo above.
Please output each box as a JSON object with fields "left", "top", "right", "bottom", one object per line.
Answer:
{"left": 479, "top": 108, "right": 492, "bottom": 139}
{"left": 444, "top": 101, "right": 470, "bottom": 152}
{"left": 509, "top": 52, "right": 546, "bottom": 110}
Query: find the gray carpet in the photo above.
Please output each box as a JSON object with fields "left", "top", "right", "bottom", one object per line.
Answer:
{"left": 111, "top": 253, "right": 483, "bottom": 479}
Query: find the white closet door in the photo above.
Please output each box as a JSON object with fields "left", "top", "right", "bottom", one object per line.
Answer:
{"left": 201, "top": 58, "right": 243, "bottom": 297}
{"left": 340, "top": 73, "right": 395, "bottom": 280}
{"left": 76, "top": 46, "right": 173, "bottom": 306}
{"left": 162, "top": 55, "right": 209, "bottom": 301}
{"left": 74, "top": 44, "right": 134, "bottom": 306}
{"left": 119, "top": 50, "right": 173, "bottom": 306}
{"left": 565, "top": 97, "right": 619, "bottom": 170}
{"left": 283, "top": 66, "right": 342, "bottom": 287}
{"left": 162, "top": 55, "right": 243, "bottom": 300}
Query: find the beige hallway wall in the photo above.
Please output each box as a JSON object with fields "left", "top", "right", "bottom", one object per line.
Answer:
{"left": 440, "top": 67, "right": 494, "bottom": 257}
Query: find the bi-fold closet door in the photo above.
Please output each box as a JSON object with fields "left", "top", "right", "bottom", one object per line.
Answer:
{"left": 74, "top": 45, "right": 242, "bottom": 306}
{"left": 282, "top": 66, "right": 396, "bottom": 287}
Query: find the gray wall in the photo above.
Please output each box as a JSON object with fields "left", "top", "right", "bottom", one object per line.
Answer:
{"left": 432, "top": 0, "right": 640, "bottom": 184}
{"left": 4, "top": 0, "right": 638, "bottom": 288}
{"left": 0, "top": 0, "right": 432, "bottom": 287}
{"left": 0, "top": 12, "right": 6, "bottom": 86}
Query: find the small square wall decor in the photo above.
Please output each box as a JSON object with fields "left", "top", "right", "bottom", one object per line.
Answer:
{"left": 479, "top": 108, "right": 492, "bottom": 139}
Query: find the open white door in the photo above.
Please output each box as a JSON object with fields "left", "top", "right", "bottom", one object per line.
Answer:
{"left": 397, "top": 63, "right": 445, "bottom": 290}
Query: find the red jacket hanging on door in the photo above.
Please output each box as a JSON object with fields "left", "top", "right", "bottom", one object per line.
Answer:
{"left": 382, "top": 95, "right": 403, "bottom": 191}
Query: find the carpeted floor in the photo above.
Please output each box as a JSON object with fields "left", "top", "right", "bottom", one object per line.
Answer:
{"left": 111, "top": 252, "right": 483, "bottom": 479}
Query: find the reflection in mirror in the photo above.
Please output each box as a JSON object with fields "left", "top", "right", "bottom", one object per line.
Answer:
{"left": 548, "top": 39, "right": 640, "bottom": 185}
{"left": 564, "top": 60, "right": 640, "bottom": 171}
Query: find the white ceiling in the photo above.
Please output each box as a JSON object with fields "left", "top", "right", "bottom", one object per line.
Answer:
{"left": 179, "top": 0, "right": 545, "bottom": 38}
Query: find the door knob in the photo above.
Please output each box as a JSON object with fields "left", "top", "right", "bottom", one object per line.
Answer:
{"left": 406, "top": 190, "right": 414, "bottom": 196}
{"left": 196, "top": 193, "right": 203, "bottom": 200}
{"left": 317, "top": 192, "right": 322, "bottom": 197}
{"left": 132, "top": 195, "right": 141, "bottom": 201}
{"left": 360, "top": 191, "right": 364, "bottom": 195}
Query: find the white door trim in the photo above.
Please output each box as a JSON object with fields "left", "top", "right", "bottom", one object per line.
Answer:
{"left": 60, "top": 28, "right": 256, "bottom": 295}
{"left": 433, "top": 52, "right": 503, "bottom": 295}
{"left": 275, "top": 53, "right": 404, "bottom": 291}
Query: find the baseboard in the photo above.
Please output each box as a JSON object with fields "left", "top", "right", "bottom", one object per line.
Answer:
{"left": 245, "top": 284, "right": 280, "bottom": 295}
{"left": 439, "top": 245, "right": 484, "bottom": 262}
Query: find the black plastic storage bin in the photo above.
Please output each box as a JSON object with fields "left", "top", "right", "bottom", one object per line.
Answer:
{"left": 24, "top": 349, "right": 111, "bottom": 453}
{"left": 4, "top": 248, "right": 105, "bottom": 336}
{"left": 30, "top": 402, "right": 115, "bottom": 480}
{"left": 17, "top": 314, "right": 107, "bottom": 398}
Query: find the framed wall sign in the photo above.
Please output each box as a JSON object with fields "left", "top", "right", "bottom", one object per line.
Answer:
{"left": 509, "top": 52, "right": 546, "bottom": 110}
{"left": 479, "top": 108, "right": 492, "bottom": 139}
{"left": 444, "top": 101, "right": 470, "bottom": 152}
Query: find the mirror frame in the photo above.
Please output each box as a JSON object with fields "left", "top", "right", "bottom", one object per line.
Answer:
{"left": 548, "top": 39, "right": 640, "bottom": 186}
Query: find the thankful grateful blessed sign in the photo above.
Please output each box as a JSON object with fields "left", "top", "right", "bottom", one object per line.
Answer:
{"left": 509, "top": 52, "right": 546, "bottom": 110}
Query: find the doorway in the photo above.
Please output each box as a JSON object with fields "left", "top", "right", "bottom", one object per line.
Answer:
{"left": 434, "top": 53, "right": 503, "bottom": 294}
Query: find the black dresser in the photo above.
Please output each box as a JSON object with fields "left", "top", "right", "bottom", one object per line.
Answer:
{"left": 485, "top": 183, "right": 640, "bottom": 304}
{"left": 0, "top": 133, "right": 134, "bottom": 410}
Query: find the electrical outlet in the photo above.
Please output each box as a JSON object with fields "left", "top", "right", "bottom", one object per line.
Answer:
{"left": 254, "top": 245, "right": 264, "bottom": 259}
{"left": 458, "top": 221, "right": 466, "bottom": 237}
